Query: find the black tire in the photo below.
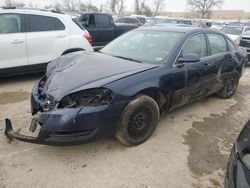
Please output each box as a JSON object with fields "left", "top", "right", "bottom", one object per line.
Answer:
{"left": 115, "top": 95, "right": 160, "bottom": 146}
{"left": 216, "top": 71, "right": 239, "bottom": 99}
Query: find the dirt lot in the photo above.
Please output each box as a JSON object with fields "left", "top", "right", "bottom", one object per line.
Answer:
{"left": 1, "top": 69, "right": 250, "bottom": 188}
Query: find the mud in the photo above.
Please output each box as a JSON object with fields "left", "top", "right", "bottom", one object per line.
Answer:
{"left": 0, "top": 92, "right": 30, "bottom": 105}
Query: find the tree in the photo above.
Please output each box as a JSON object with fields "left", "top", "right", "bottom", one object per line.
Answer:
{"left": 152, "top": 0, "right": 165, "bottom": 16}
{"left": 4, "top": 0, "right": 25, "bottom": 7}
{"left": 61, "top": 0, "right": 78, "bottom": 12}
{"left": 134, "top": 0, "right": 146, "bottom": 15}
{"left": 109, "top": 0, "right": 125, "bottom": 14}
{"left": 187, "top": 0, "right": 223, "bottom": 18}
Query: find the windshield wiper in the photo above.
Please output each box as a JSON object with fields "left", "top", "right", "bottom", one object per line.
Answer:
{"left": 113, "top": 55, "right": 143, "bottom": 63}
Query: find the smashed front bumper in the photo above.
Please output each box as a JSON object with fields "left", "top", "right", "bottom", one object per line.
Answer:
{"left": 4, "top": 116, "right": 100, "bottom": 146}
{"left": 4, "top": 79, "right": 127, "bottom": 146}
{"left": 5, "top": 119, "right": 39, "bottom": 144}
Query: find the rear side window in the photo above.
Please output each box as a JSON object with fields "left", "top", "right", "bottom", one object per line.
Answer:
{"left": 181, "top": 34, "right": 207, "bottom": 58}
{"left": 29, "top": 15, "right": 55, "bottom": 32}
{"left": 72, "top": 18, "right": 85, "bottom": 30}
{"left": 28, "top": 15, "right": 65, "bottom": 32}
{"left": 55, "top": 18, "right": 65, "bottom": 30}
{"left": 207, "top": 34, "right": 227, "bottom": 55}
{"left": 97, "top": 15, "right": 111, "bottom": 28}
{"left": 0, "top": 14, "right": 21, "bottom": 34}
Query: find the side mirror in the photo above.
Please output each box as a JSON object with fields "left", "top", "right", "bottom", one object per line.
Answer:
{"left": 178, "top": 54, "right": 200, "bottom": 63}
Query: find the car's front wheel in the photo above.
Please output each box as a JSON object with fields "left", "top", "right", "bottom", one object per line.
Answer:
{"left": 217, "top": 71, "right": 239, "bottom": 99}
{"left": 115, "top": 95, "right": 160, "bottom": 146}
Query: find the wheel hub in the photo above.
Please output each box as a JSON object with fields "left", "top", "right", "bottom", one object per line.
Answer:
{"left": 127, "top": 107, "right": 152, "bottom": 138}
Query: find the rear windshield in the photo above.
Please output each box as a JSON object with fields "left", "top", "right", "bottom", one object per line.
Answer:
{"left": 72, "top": 18, "right": 85, "bottom": 30}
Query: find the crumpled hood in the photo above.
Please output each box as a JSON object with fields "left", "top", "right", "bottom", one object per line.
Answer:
{"left": 44, "top": 51, "right": 158, "bottom": 100}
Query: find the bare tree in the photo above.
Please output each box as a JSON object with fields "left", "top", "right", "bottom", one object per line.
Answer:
{"left": 62, "top": 0, "right": 79, "bottom": 12}
{"left": 110, "top": 0, "right": 125, "bottom": 14}
{"left": 53, "top": 2, "right": 64, "bottom": 12}
{"left": 134, "top": 0, "right": 146, "bottom": 15}
{"left": 152, "top": 0, "right": 165, "bottom": 16}
{"left": 4, "top": 0, "right": 25, "bottom": 7}
{"left": 187, "top": 0, "right": 223, "bottom": 18}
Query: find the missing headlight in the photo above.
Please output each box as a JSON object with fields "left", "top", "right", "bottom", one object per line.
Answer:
{"left": 58, "top": 88, "right": 115, "bottom": 108}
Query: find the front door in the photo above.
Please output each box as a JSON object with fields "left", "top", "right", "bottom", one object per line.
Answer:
{"left": 170, "top": 33, "right": 211, "bottom": 109}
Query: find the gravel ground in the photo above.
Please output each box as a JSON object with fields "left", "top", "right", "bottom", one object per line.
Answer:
{"left": 1, "top": 69, "right": 250, "bottom": 188}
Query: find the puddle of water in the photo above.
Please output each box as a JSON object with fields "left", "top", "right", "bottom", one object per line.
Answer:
{"left": 0, "top": 92, "right": 30, "bottom": 105}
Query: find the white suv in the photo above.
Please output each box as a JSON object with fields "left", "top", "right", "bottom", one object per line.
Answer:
{"left": 0, "top": 8, "right": 93, "bottom": 76}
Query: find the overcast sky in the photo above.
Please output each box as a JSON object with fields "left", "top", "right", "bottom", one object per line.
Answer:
{"left": 0, "top": 0, "right": 250, "bottom": 11}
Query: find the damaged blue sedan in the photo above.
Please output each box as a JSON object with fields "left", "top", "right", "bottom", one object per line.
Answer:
{"left": 5, "top": 26, "right": 248, "bottom": 146}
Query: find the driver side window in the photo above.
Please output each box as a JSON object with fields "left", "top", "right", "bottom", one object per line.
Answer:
{"left": 181, "top": 34, "right": 207, "bottom": 60}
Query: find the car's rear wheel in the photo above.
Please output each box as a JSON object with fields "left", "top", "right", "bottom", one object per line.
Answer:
{"left": 217, "top": 71, "right": 239, "bottom": 99}
{"left": 115, "top": 95, "right": 159, "bottom": 146}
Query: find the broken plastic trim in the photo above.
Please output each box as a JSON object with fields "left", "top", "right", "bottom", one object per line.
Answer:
{"left": 4, "top": 119, "right": 39, "bottom": 144}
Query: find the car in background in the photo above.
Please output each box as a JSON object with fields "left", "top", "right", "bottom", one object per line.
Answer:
{"left": 225, "top": 120, "right": 250, "bottom": 188}
{"left": 239, "top": 31, "right": 250, "bottom": 61}
{"left": 0, "top": 8, "right": 93, "bottom": 77}
{"left": 5, "top": 26, "right": 247, "bottom": 146}
{"left": 176, "top": 19, "right": 193, "bottom": 25}
{"left": 115, "top": 16, "right": 143, "bottom": 27}
{"left": 144, "top": 18, "right": 176, "bottom": 26}
{"left": 221, "top": 26, "right": 250, "bottom": 44}
{"left": 130, "top": 15, "right": 146, "bottom": 24}
{"left": 211, "top": 21, "right": 225, "bottom": 30}
{"left": 77, "top": 12, "right": 138, "bottom": 47}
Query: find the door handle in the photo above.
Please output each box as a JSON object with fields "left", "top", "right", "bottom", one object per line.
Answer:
{"left": 12, "top": 39, "right": 24, "bottom": 44}
{"left": 204, "top": 62, "right": 209, "bottom": 66}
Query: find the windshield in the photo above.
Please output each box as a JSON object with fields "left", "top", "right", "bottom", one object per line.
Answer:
{"left": 221, "top": 27, "right": 243, "bottom": 35}
{"left": 100, "top": 30, "right": 183, "bottom": 64}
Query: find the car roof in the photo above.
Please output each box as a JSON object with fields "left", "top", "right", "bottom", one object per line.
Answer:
{"left": 79, "top": 12, "right": 111, "bottom": 16}
{"left": 136, "top": 26, "right": 210, "bottom": 33}
{"left": 0, "top": 8, "right": 67, "bottom": 18}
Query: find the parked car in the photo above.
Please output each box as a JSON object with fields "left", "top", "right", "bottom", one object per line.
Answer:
{"left": 0, "top": 8, "right": 93, "bottom": 77}
{"left": 211, "top": 21, "right": 225, "bottom": 30}
{"left": 115, "top": 16, "right": 143, "bottom": 27}
{"left": 5, "top": 26, "right": 247, "bottom": 146}
{"left": 144, "top": 18, "right": 176, "bottom": 26}
{"left": 130, "top": 15, "right": 146, "bottom": 24}
{"left": 221, "top": 26, "right": 250, "bottom": 44}
{"left": 239, "top": 31, "right": 250, "bottom": 60}
{"left": 176, "top": 19, "right": 193, "bottom": 25}
{"left": 225, "top": 120, "right": 250, "bottom": 188}
{"left": 77, "top": 12, "right": 138, "bottom": 46}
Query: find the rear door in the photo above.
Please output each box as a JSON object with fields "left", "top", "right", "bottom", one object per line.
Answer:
{"left": 206, "top": 33, "right": 232, "bottom": 92}
{"left": 0, "top": 13, "right": 28, "bottom": 70}
{"left": 26, "top": 14, "right": 69, "bottom": 68}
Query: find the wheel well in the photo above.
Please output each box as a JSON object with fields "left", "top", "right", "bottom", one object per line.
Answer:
{"left": 135, "top": 88, "right": 167, "bottom": 111}
{"left": 62, "top": 48, "right": 84, "bottom": 55}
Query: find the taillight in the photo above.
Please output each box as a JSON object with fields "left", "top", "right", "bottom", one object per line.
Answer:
{"left": 84, "top": 34, "right": 93, "bottom": 45}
